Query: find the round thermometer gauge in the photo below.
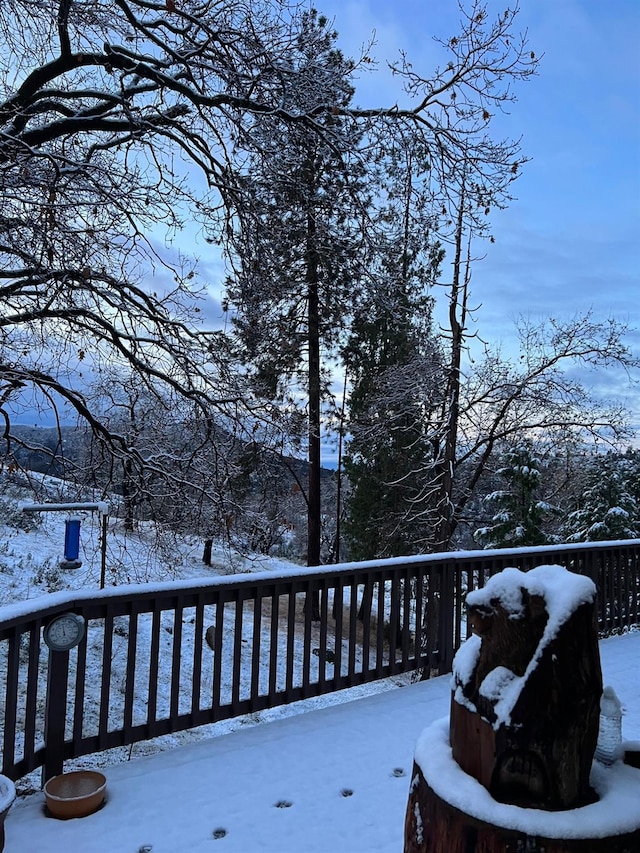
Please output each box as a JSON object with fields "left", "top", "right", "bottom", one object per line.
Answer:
{"left": 44, "top": 613, "right": 86, "bottom": 651}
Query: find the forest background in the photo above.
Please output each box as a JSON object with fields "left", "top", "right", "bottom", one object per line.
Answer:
{"left": 1, "top": 0, "right": 639, "bottom": 576}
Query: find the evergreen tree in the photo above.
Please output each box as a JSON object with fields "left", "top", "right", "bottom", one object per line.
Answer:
{"left": 474, "top": 444, "right": 555, "bottom": 548}
{"left": 225, "top": 11, "right": 368, "bottom": 574}
{"left": 343, "top": 139, "right": 444, "bottom": 559}
{"left": 563, "top": 450, "right": 640, "bottom": 541}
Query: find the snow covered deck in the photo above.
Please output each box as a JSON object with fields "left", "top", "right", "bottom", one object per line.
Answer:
{"left": 6, "top": 632, "right": 639, "bottom": 853}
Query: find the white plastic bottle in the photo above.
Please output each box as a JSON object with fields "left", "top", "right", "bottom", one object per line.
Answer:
{"left": 595, "top": 685, "right": 623, "bottom": 765}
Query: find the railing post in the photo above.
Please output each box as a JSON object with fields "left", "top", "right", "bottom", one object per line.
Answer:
{"left": 42, "top": 650, "right": 70, "bottom": 784}
{"left": 437, "top": 564, "right": 456, "bottom": 673}
{"left": 421, "top": 569, "right": 439, "bottom": 676}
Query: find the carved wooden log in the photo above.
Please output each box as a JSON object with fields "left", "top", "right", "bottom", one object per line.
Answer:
{"left": 403, "top": 566, "right": 640, "bottom": 852}
{"left": 453, "top": 571, "right": 602, "bottom": 810}
{"left": 0, "top": 776, "right": 14, "bottom": 853}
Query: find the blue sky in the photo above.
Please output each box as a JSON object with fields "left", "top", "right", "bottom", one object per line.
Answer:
{"left": 315, "top": 0, "right": 639, "bottom": 361}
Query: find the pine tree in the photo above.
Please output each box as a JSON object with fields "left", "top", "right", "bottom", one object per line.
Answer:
{"left": 474, "top": 444, "right": 554, "bottom": 548}
{"left": 343, "top": 140, "right": 444, "bottom": 559}
{"left": 564, "top": 450, "right": 640, "bottom": 541}
{"left": 225, "top": 11, "right": 368, "bottom": 575}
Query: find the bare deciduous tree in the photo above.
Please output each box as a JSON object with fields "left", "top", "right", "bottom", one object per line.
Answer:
{"left": 1, "top": 0, "right": 290, "bottom": 481}
{"left": 1, "top": 0, "right": 554, "bottom": 559}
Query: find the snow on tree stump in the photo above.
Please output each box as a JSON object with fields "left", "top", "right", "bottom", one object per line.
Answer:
{"left": 404, "top": 754, "right": 640, "bottom": 853}
{"left": 0, "top": 776, "right": 15, "bottom": 853}
{"left": 404, "top": 565, "right": 640, "bottom": 852}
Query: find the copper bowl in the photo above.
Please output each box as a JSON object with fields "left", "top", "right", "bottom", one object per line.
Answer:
{"left": 44, "top": 770, "right": 107, "bottom": 819}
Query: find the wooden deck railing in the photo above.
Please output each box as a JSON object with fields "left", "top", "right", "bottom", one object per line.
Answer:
{"left": 1, "top": 541, "right": 638, "bottom": 783}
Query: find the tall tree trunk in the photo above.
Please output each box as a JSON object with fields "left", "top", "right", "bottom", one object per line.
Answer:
{"left": 306, "top": 202, "right": 322, "bottom": 619}
{"left": 123, "top": 456, "right": 134, "bottom": 532}
{"left": 123, "top": 403, "right": 138, "bottom": 533}
{"left": 422, "top": 179, "right": 469, "bottom": 678}
{"left": 332, "top": 369, "right": 348, "bottom": 564}
{"left": 433, "top": 179, "right": 468, "bottom": 551}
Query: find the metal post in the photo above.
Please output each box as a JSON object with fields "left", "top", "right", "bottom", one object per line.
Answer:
{"left": 100, "top": 512, "right": 108, "bottom": 590}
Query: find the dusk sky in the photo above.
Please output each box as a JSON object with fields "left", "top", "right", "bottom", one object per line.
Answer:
{"left": 315, "top": 0, "right": 640, "bottom": 364}
{"left": 191, "top": 0, "right": 639, "bottom": 437}
{"left": 11, "top": 1, "right": 639, "bottom": 435}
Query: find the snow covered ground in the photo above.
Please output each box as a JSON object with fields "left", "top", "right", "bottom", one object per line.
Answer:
{"left": 0, "top": 474, "right": 296, "bottom": 604}
{"left": 3, "top": 631, "right": 638, "bottom": 853}
{"left": 2, "top": 477, "right": 639, "bottom": 851}
{"left": 0, "top": 480, "right": 417, "bottom": 802}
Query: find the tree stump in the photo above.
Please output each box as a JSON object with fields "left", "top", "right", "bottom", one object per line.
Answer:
{"left": 0, "top": 776, "right": 15, "bottom": 853}
{"left": 405, "top": 760, "right": 640, "bottom": 853}
{"left": 404, "top": 565, "right": 640, "bottom": 852}
{"left": 452, "top": 566, "right": 602, "bottom": 810}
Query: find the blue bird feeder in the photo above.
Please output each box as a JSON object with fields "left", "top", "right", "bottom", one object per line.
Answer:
{"left": 61, "top": 517, "right": 82, "bottom": 569}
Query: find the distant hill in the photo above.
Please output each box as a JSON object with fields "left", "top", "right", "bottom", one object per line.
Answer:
{"left": 1, "top": 423, "right": 336, "bottom": 483}
{"left": 0, "top": 424, "right": 88, "bottom": 477}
